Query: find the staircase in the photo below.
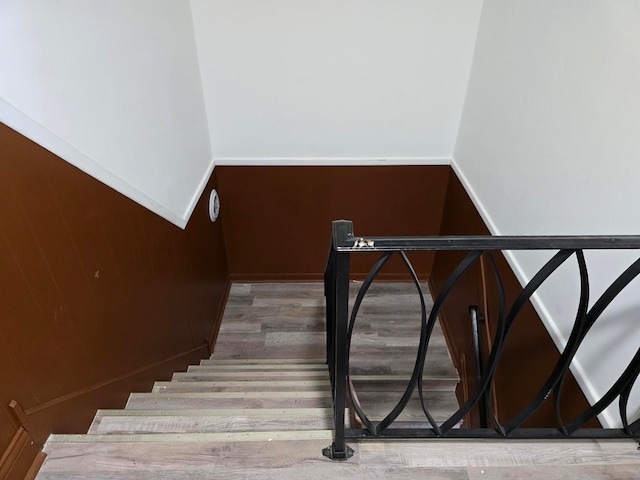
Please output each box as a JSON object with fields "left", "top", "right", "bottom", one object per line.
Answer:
{"left": 35, "top": 283, "right": 640, "bottom": 479}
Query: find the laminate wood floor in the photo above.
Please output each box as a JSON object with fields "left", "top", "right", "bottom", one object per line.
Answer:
{"left": 37, "top": 282, "right": 640, "bottom": 479}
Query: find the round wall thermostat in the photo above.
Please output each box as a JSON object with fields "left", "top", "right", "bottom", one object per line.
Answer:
{"left": 209, "top": 189, "right": 220, "bottom": 222}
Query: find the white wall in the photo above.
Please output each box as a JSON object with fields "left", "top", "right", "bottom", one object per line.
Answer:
{"left": 0, "top": 0, "right": 212, "bottom": 228}
{"left": 454, "top": 0, "right": 640, "bottom": 426}
{"left": 190, "top": 0, "right": 483, "bottom": 164}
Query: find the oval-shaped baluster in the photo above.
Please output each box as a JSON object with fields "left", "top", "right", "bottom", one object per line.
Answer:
{"left": 566, "top": 347, "right": 640, "bottom": 434}
{"left": 346, "top": 251, "right": 394, "bottom": 435}
{"left": 563, "top": 255, "right": 640, "bottom": 433}
{"left": 379, "top": 251, "right": 438, "bottom": 434}
{"left": 505, "top": 250, "right": 590, "bottom": 434}
{"left": 414, "top": 250, "right": 486, "bottom": 435}
{"left": 441, "top": 249, "right": 575, "bottom": 434}
{"left": 618, "top": 366, "right": 640, "bottom": 435}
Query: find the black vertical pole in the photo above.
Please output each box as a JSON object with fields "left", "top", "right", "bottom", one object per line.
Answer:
{"left": 469, "top": 305, "right": 488, "bottom": 428}
{"left": 323, "top": 221, "right": 354, "bottom": 460}
{"left": 324, "top": 250, "right": 335, "bottom": 382}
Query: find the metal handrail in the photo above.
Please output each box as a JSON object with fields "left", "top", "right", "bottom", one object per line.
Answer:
{"left": 323, "top": 219, "right": 640, "bottom": 460}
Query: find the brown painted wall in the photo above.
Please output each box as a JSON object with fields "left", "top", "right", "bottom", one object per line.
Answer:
{"left": 216, "top": 166, "right": 450, "bottom": 281}
{"left": 0, "top": 123, "right": 229, "bottom": 478}
{"left": 431, "top": 171, "right": 597, "bottom": 428}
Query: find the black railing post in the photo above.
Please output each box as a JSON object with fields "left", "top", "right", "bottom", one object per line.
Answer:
{"left": 324, "top": 249, "right": 335, "bottom": 384}
{"left": 324, "top": 221, "right": 355, "bottom": 460}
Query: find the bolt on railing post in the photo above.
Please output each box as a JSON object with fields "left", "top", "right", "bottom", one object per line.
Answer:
{"left": 323, "top": 248, "right": 354, "bottom": 460}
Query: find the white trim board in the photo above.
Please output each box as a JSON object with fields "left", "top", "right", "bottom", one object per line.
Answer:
{"left": 181, "top": 158, "right": 215, "bottom": 228}
{"left": 450, "top": 157, "right": 615, "bottom": 428}
{"left": 213, "top": 157, "right": 452, "bottom": 166}
{"left": 0, "top": 98, "right": 210, "bottom": 230}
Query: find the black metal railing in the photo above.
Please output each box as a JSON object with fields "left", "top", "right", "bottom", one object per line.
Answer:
{"left": 323, "top": 219, "right": 640, "bottom": 460}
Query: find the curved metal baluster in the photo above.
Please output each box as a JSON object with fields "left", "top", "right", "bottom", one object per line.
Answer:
{"left": 566, "top": 347, "right": 640, "bottom": 434}
{"left": 393, "top": 252, "right": 443, "bottom": 435}
{"left": 483, "top": 253, "right": 507, "bottom": 435}
{"left": 374, "top": 250, "right": 485, "bottom": 436}
{"left": 553, "top": 254, "right": 640, "bottom": 432}
{"left": 618, "top": 367, "right": 640, "bottom": 435}
{"left": 579, "top": 256, "right": 640, "bottom": 339}
{"left": 440, "top": 249, "right": 575, "bottom": 434}
{"left": 504, "top": 250, "right": 590, "bottom": 433}
{"left": 554, "top": 374, "right": 570, "bottom": 435}
{"left": 561, "top": 255, "right": 640, "bottom": 433}
{"left": 628, "top": 417, "right": 640, "bottom": 436}
{"left": 346, "top": 251, "right": 394, "bottom": 435}
{"left": 553, "top": 250, "right": 590, "bottom": 434}
{"left": 377, "top": 251, "right": 442, "bottom": 434}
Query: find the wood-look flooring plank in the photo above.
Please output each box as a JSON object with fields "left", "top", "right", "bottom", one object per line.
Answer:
{"left": 40, "top": 439, "right": 640, "bottom": 479}
{"left": 90, "top": 413, "right": 333, "bottom": 434}
{"left": 36, "top": 467, "right": 471, "bottom": 480}
{"left": 172, "top": 370, "right": 328, "bottom": 381}
{"left": 188, "top": 364, "right": 326, "bottom": 371}
{"left": 96, "top": 408, "right": 333, "bottom": 417}
{"left": 202, "top": 358, "right": 326, "bottom": 365}
{"left": 357, "top": 439, "right": 623, "bottom": 468}
{"left": 47, "top": 430, "right": 333, "bottom": 444}
{"left": 152, "top": 380, "right": 330, "bottom": 393}
{"left": 466, "top": 464, "right": 640, "bottom": 480}
{"left": 125, "top": 394, "right": 332, "bottom": 410}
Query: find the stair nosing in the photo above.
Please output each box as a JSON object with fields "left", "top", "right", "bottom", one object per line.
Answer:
{"left": 155, "top": 379, "right": 330, "bottom": 387}
{"left": 202, "top": 358, "right": 326, "bottom": 365}
{"left": 46, "top": 430, "right": 333, "bottom": 445}
{"left": 127, "top": 391, "right": 331, "bottom": 400}
{"left": 173, "top": 371, "right": 328, "bottom": 379}
{"left": 95, "top": 407, "right": 333, "bottom": 417}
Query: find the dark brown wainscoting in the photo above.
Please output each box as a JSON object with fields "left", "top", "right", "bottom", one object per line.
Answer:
{"left": 431, "top": 170, "right": 597, "bottom": 428}
{"left": 215, "top": 166, "right": 450, "bottom": 281}
{"left": 0, "top": 123, "right": 229, "bottom": 479}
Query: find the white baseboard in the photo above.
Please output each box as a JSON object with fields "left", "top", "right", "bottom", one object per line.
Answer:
{"left": 1, "top": 98, "right": 189, "bottom": 229}
{"left": 213, "top": 157, "right": 452, "bottom": 166}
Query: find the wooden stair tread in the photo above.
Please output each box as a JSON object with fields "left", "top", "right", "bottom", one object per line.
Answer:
{"left": 90, "top": 414, "right": 334, "bottom": 434}
{"left": 189, "top": 364, "right": 327, "bottom": 371}
{"left": 202, "top": 358, "right": 326, "bottom": 365}
{"left": 95, "top": 407, "right": 333, "bottom": 417}
{"left": 152, "top": 379, "right": 330, "bottom": 393}
{"left": 171, "top": 370, "right": 329, "bottom": 381}
{"left": 125, "top": 395, "right": 333, "bottom": 410}
{"left": 47, "top": 430, "right": 333, "bottom": 444}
